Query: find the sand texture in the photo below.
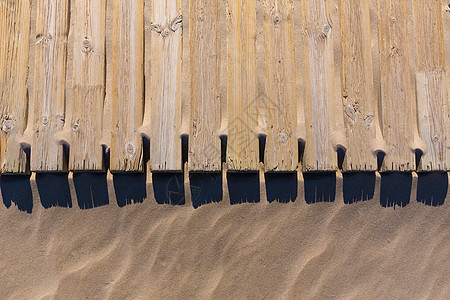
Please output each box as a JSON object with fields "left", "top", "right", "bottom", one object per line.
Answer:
{"left": 0, "top": 170, "right": 449, "bottom": 299}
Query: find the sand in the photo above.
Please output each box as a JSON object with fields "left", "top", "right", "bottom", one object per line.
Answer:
{"left": 0, "top": 170, "right": 448, "bottom": 299}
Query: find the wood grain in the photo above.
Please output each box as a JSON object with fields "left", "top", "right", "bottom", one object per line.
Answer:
{"left": 301, "top": 0, "right": 340, "bottom": 171}
{"left": 0, "top": 0, "right": 448, "bottom": 174}
{"left": 227, "top": 0, "right": 259, "bottom": 171}
{"left": 339, "top": 0, "right": 377, "bottom": 171}
{"left": 444, "top": 1, "right": 450, "bottom": 170}
{"left": 413, "top": 0, "right": 449, "bottom": 171}
{"left": 32, "top": 0, "right": 69, "bottom": 172}
{"left": 111, "top": 0, "right": 144, "bottom": 172}
{"left": 0, "top": 0, "right": 30, "bottom": 174}
{"left": 70, "top": 0, "right": 106, "bottom": 171}
{"left": 188, "top": 0, "right": 222, "bottom": 172}
{"left": 150, "top": 0, "right": 183, "bottom": 171}
{"left": 262, "top": 0, "right": 297, "bottom": 172}
{"left": 377, "top": 0, "right": 415, "bottom": 171}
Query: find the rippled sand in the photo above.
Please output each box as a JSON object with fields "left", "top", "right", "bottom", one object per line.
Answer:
{"left": 0, "top": 170, "right": 448, "bottom": 299}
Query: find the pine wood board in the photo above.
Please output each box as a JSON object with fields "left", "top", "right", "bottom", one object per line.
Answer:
{"left": 188, "top": 0, "right": 222, "bottom": 172}
{"left": 377, "top": 0, "right": 416, "bottom": 172}
{"left": 110, "top": 0, "right": 144, "bottom": 172}
{"left": 31, "top": 0, "right": 69, "bottom": 172}
{"left": 70, "top": 0, "right": 106, "bottom": 171}
{"left": 413, "top": 0, "right": 449, "bottom": 171}
{"left": 339, "top": 0, "right": 378, "bottom": 171}
{"left": 301, "top": 0, "right": 342, "bottom": 172}
{"left": 262, "top": 0, "right": 298, "bottom": 172}
{"left": 444, "top": 1, "right": 450, "bottom": 170}
{"left": 226, "top": 0, "right": 259, "bottom": 171}
{"left": 0, "top": 0, "right": 30, "bottom": 174}
{"left": 149, "top": 0, "right": 183, "bottom": 171}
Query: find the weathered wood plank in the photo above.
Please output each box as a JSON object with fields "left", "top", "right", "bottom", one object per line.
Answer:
{"left": 70, "top": 0, "right": 106, "bottom": 171}
{"left": 32, "top": 0, "right": 69, "bottom": 172}
{"left": 338, "top": 0, "right": 377, "bottom": 171}
{"left": 294, "top": 0, "right": 306, "bottom": 157}
{"left": 226, "top": 0, "right": 259, "bottom": 171}
{"left": 110, "top": 0, "right": 144, "bottom": 172}
{"left": 150, "top": 0, "right": 183, "bottom": 171}
{"left": 262, "top": 0, "right": 298, "bottom": 172}
{"left": 416, "top": 72, "right": 448, "bottom": 171}
{"left": 0, "top": 0, "right": 30, "bottom": 174}
{"left": 188, "top": 0, "right": 222, "bottom": 171}
{"left": 301, "top": 0, "right": 341, "bottom": 171}
{"left": 141, "top": 0, "right": 152, "bottom": 140}
{"left": 413, "top": 0, "right": 449, "bottom": 171}
{"left": 444, "top": 1, "right": 450, "bottom": 171}
{"left": 376, "top": 0, "right": 416, "bottom": 171}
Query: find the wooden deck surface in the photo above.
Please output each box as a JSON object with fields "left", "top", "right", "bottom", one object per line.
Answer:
{"left": 0, "top": 0, "right": 448, "bottom": 174}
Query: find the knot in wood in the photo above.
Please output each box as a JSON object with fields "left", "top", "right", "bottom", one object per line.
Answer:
{"left": 364, "top": 115, "right": 374, "bottom": 127}
{"left": 36, "top": 34, "right": 44, "bottom": 45}
{"left": 273, "top": 14, "right": 280, "bottom": 25}
{"left": 389, "top": 46, "right": 399, "bottom": 57}
{"left": 346, "top": 105, "right": 356, "bottom": 122}
{"left": 322, "top": 25, "right": 330, "bottom": 34}
{"left": 2, "top": 119, "right": 14, "bottom": 133}
{"left": 72, "top": 122, "right": 79, "bottom": 132}
{"left": 41, "top": 116, "right": 49, "bottom": 126}
{"left": 82, "top": 38, "right": 92, "bottom": 53}
{"left": 433, "top": 135, "right": 440, "bottom": 143}
{"left": 151, "top": 23, "right": 163, "bottom": 34}
{"left": 125, "top": 143, "right": 135, "bottom": 156}
{"left": 47, "top": 33, "right": 53, "bottom": 40}
{"left": 171, "top": 15, "right": 183, "bottom": 32}
{"left": 279, "top": 131, "right": 288, "bottom": 144}
{"left": 56, "top": 114, "right": 65, "bottom": 125}
{"left": 161, "top": 28, "right": 171, "bottom": 38}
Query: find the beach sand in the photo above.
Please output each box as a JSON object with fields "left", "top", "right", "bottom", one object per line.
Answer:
{"left": 0, "top": 170, "right": 448, "bottom": 299}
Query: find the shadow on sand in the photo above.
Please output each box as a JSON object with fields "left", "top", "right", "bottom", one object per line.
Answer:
{"left": 1, "top": 175, "right": 33, "bottom": 213}
{"left": 380, "top": 172, "right": 412, "bottom": 208}
{"left": 417, "top": 172, "right": 447, "bottom": 207}
{"left": 265, "top": 172, "right": 297, "bottom": 203}
{"left": 227, "top": 172, "right": 260, "bottom": 205}
{"left": 190, "top": 172, "right": 222, "bottom": 209}
{"left": 113, "top": 173, "right": 146, "bottom": 207}
{"left": 304, "top": 173, "right": 336, "bottom": 204}
{"left": 152, "top": 173, "right": 185, "bottom": 206}
{"left": 1, "top": 170, "right": 447, "bottom": 212}
{"left": 343, "top": 172, "right": 376, "bottom": 204}
{"left": 36, "top": 173, "right": 72, "bottom": 208}
{"left": 73, "top": 173, "right": 109, "bottom": 209}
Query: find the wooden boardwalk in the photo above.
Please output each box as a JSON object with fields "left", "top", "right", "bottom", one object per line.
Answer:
{"left": 0, "top": 0, "right": 449, "bottom": 175}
